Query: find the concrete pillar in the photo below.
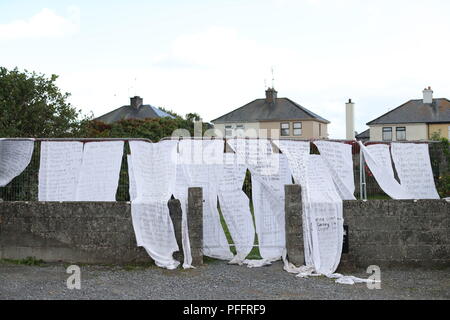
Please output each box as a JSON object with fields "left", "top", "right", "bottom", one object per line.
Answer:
{"left": 284, "top": 184, "right": 304, "bottom": 266}
{"left": 188, "top": 187, "right": 203, "bottom": 265}
{"left": 346, "top": 99, "right": 355, "bottom": 140}
{"left": 168, "top": 199, "right": 183, "bottom": 262}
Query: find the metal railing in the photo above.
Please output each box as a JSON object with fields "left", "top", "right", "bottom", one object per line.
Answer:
{"left": 0, "top": 138, "right": 447, "bottom": 201}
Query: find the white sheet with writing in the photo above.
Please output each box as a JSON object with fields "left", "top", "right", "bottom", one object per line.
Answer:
{"left": 177, "top": 139, "right": 233, "bottom": 261}
{"left": 228, "top": 139, "right": 291, "bottom": 261}
{"left": 127, "top": 155, "right": 137, "bottom": 201}
{"left": 314, "top": 141, "right": 356, "bottom": 200}
{"left": 218, "top": 152, "right": 255, "bottom": 263}
{"left": 359, "top": 142, "right": 411, "bottom": 199}
{"left": 366, "top": 144, "right": 395, "bottom": 178}
{"left": 273, "top": 139, "right": 309, "bottom": 188}
{"left": 38, "top": 141, "right": 83, "bottom": 201}
{"left": 129, "top": 140, "right": 180, "bottom": 269}
{"left": 75, "top": 141, "right": 124, "bottom": 201}
{"left": 391, "top": 143, "right": 440, "bottom": 199}
{"left": 276, "top": 141, "right": 374, "bottom": 284}
{"left": 0, "top": 139, "right": 34, "bottom": 187}
{"left": 303, "top": 155, "right": 343, "bottom": 275}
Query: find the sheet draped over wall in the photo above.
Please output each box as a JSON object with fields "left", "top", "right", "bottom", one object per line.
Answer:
{"left": 174, "top": 158, "right": 193, "bottom": 268}
{"left": 302, "top": 155, "right": 343, "bottom": 275}
{"left": 75, "top": 141, "right": 124, "bottom": 201}
{"left": 218, "top": 152, "right": 255, "bottom": 264}
{"left": 38, "top": 141, "right": 84, "bottom": 201}
{"left": 314, "top": 141, "right": 356, "bottom": 200}
{"left": 176, "top": 139, "right": 233, "bottom": 261}
{"left": 275, "top": 141, "right": 350, "bottom": 280}
{"left": 358, "top": 142, "right": 411, "bottom": 199}
{"left": 38, "top": 141, "right": 124, "bottom": 202}
{"left": 391, "top": 143, "right": 440, "bottom": 199}
{"left": 0, "top": 139, "right": 34, "bottom": 187}
{"left": 365, "top": 144, "right": 396, "bottom": 178}
{"left": 129, "top": 140, "right": 180, "bottom": 269}
{"left": 229, "top": 139, "right": 291, "bottom": 262}
{"left": 127, "top": 155, "right": 137, "bottom": 201}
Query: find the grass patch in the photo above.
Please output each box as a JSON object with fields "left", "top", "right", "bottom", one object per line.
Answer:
{"left": 217, "top": 199, "right": 262, "bottom": 261}
{"left": 1, "top": 256, "right": 46, "bottom": 266}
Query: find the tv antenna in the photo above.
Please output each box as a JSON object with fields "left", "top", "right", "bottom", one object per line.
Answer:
{"left": 271, "top": 66, "right": 275, "bottom": 89}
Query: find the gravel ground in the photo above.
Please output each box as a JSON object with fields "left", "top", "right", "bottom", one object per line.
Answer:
{"left": 0, "top": 260, "right": 449, "bottom": 300}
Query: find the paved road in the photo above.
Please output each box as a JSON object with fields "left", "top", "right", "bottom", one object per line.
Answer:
{"left": 0, "top": 260, "right": 449, "bottom": 300}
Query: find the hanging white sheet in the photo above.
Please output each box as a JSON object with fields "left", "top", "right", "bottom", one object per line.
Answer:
{"left": 0, "top": 139, "right": 34, "bottom": 187}
{"left": 38, "top": 141, "right": 83, "bottom": 201}
{"left": 174, "top": 160, "right": 193, "bottom": 269}
{"left": 273, "top": 140, "right": 311, "bottom": 265}
{"left": 314, "top": 141, "right": 356, "bottom": 200}
{"left": 359, "top": 142, "right": 411, "bottom": 199}
{"left": 365, "top": 144, "right": 396, "bottom": 178}
{"left": 177, "top": 139, "right": 233, "bottom": 261}
{"left": 75, "top": 141, "right": 124, "bottom": 201}
{"left": 303, "top": 155, "right": 343, "bottom": 275}
{"left": 129, "top": 140, "right": 180, "bottom": 269}
{"left": 218, "top": 152, "right": 255, "bottom": 264}
{"left": 127, "top": 155, "right": 137, "bottom": 201}
{"left": 391, "top": 143, "right": 440, "bottom": 199}
{"left": 228, "top": 139, "right": 291, "bottom": 261}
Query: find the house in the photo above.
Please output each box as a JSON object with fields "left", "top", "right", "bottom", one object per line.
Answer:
{"left": 211, "top": 88, "right": 330, "bottom": 139}
{"left": 356, "top": 129, "right": 370, "bottom": 143}
{"left": 366, "top": 88, "right": 450, "bottom": 141}
{"left": 95, "top": 96, "right": 175, "bottom": 124}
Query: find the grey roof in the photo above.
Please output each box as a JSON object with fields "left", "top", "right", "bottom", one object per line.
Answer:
{"left": 367, "top": 98, "right": 450, "bottom": 125}
{"left": 211, "top": 97, "right": 329, "bottom": 124}
{"left": 95, "top": 104, "right": 175, "bottom": 124}
{"left": 356, "top": 129, "right": 370, "bottom": 139}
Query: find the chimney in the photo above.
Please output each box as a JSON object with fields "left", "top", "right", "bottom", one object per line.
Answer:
{"left": 346, "top": 99, "right": 355, "bottom": 140}
{"left": 423, "top": 87, "right": 433, "bottom": 104}
{"left": 265, "top": 88, "right": 278, "bottom": 104}
{"left": 130, "top": 96, "right": 143, "bottom": 109}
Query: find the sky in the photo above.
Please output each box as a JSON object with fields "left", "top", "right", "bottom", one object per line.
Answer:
{"left": 1, "top": 0, "right": 450, "bottom": 138}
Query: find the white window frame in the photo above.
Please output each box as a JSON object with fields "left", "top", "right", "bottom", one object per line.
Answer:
{"left": 225, "top": 125, "right": 233, "bottom": 137}
{"left": 281, "top": 122, "right": 290, "bottom": 136}
{"left": 293, "top": 122, "right": 302, "bottom": 136}
{"left": 396, "top": 127, "right": 406, "bottom": 141}
{"left": 235, "top": 124, "right": 245, "bottom": 137}
{"left": 382, "top": 127, "right": 392, "bottom": 141}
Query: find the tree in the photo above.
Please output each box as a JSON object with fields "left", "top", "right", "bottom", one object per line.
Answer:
{"left": 185, "top": 112, "right": 201, "bottom": 122}
{"left": 0, "top": 67, "right": 91, "bottom": 138}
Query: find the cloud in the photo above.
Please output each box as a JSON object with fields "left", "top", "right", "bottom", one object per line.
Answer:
{"left": 0, "top": 7, "right": 80, "bottom": 40}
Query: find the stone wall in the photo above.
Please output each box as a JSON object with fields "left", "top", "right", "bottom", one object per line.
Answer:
{"left": 284, "top": 192, "right": 449, "bottom": 269}
{"left": 1, "top": 197, "right": 449, "bottom": 268}
{"left": 0, "top": 202, "right": 150, "bottom": 264}
{"left": 341, "top": 200, "right": 449, "bottom": 268}
{"left": 0, "top": 191, "right": 203, "bottom": 265}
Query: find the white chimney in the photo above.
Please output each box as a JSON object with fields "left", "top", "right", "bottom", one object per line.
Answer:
{"left": 346, "top": 99, "right": 355, "bottom": 140}
{"left": 423, "top": 87, "right": 433, "bottom": 104}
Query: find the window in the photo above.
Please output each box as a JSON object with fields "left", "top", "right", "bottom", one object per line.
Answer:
{"left": 235, "top": 125, "right": 245, "bottom": 137}
{"left": 396, "top": 127, "right": 406, "bottom": 141}
{"left": 382, "top": 127, "right": 392, "bottom": 141}
{"left": 225, "top": 125, "right": 233, "bottom": 137}
{"left": 281, "top": 123, "right": 290, "bottom": 136}
{"left": 293, "top": 122, "right": 302, "bottom": 136}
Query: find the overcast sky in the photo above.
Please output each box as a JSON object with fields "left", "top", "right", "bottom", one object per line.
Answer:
{"left": 1, "top": 0, "right": 450, "bottom": 138}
